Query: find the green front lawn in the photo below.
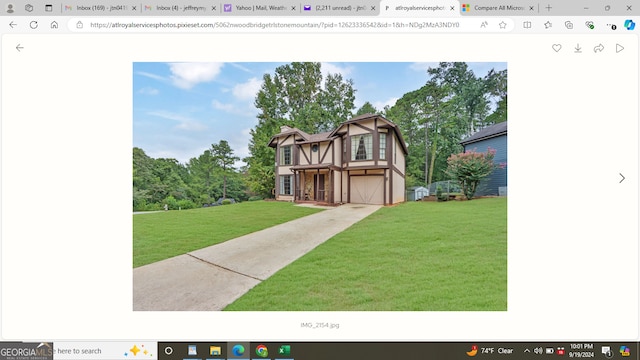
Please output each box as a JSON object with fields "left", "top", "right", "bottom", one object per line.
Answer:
{"left": 225, "top": 197, "right": 507, "bottom": 311}
{"left": 133, "top": 201, "right": 323, "bottom": 267}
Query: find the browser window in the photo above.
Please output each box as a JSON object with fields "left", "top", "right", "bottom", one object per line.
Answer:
{"left": 1, "top": 0, "right": 638, "bottom": 358}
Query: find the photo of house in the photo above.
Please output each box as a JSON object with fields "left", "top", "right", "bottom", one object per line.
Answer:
{"left": 268, "top": 113, "right": 408, "bottom": 205}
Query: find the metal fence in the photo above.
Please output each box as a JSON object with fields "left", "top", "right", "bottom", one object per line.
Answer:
{"left": 428, "top": 180, "right": 461, "bottom": 195}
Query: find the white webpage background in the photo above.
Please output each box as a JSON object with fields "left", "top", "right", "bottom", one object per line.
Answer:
{"left": 1, "top": 33, "right": 638, "bottom": 340}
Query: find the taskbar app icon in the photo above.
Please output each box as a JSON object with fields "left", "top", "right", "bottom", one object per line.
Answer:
{"left": 228, "top": 342, "right": 250, "bottom": 359}
{"left": 467, "top": 344, "right": 478, "bottom": 357}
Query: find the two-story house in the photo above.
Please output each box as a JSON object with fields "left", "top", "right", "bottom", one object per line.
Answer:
{"left": 268, "top": 113, "right": 407, "bottom": 205}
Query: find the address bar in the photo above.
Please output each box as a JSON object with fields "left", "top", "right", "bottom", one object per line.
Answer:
{"left": 68, "top": 17, "right": 514, "bottom": 32}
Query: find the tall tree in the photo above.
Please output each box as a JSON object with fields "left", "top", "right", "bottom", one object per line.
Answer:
{"left": 356, "top": 101, "right": 379, "bottom": 116}
{"left": 484, "top": 69, "right": 507, "bottom": 124}
{"left": 421, "top": 79, "right": 452, "bottom": 185}
{"left": 210, "top": 140, "right": 239, "bottom": 199}
{"left": 246, "top": 62, "right": 356, "bottom": 197}
{"left": 186, "top": 149, "right": 216, "bottom": 203}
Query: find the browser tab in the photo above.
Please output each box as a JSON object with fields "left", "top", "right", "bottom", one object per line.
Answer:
{"left": 380, "top": 0, "right": 459, "bottom": 17}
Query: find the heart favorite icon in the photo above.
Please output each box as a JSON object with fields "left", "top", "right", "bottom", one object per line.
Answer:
{"left": 552, "top": 44, "right": 562, "bottom": 52}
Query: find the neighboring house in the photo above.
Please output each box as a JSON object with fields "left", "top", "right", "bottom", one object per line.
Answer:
{"left": 268, "top": 113, "right": 408, "bottom": 205}
{"left": 460, "top": 121, "right": 507, "bottom": 196}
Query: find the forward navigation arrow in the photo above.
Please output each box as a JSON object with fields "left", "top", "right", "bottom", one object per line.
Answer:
{"left": 619, "top": 173, "right": 625, "bottom": 183}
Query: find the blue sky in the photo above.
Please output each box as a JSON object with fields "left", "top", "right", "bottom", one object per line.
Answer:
{"left": 133, "top": 62, "right": 507, "bottom": 166}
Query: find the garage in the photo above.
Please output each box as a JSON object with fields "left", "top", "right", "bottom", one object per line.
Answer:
{"left": 350, "top": 176, "right": 384, "bottom": 204}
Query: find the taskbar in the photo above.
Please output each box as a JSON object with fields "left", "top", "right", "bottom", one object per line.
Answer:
{"left": 0, "top": 342, "right": 638, "bottom": 360}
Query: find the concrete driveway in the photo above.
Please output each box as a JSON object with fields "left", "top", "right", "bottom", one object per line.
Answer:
{"left": 133, "top": 203, "right": 381, "bottom": 311}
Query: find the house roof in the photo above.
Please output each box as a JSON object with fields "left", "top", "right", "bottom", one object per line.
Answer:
{"left": 460, "top": 121, "right": 507, "bottom": 146}
{"left": 268, "top": 127, "right": 311, "bottom": 147}
{"left": 295, "top": 131, "right": 335, "bottom": 144}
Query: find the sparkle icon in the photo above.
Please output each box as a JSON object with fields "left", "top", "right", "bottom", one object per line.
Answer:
{"left": 130, "top": 345, "right": 140, "bottom": 356}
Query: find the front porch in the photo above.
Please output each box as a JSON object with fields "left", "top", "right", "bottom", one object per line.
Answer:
{"left": 291, "top": 166, "right": 339, "bottom": 205}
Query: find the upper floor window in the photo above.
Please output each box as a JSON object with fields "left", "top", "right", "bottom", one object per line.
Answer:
{"left": 379, "top": 133, "right": 386, "bottom": 160}
{"left": 280, "top": 145, "right": 292, "bottom": 165}
{"left": 351, "top": 134, "right": 372, "bottom": 161}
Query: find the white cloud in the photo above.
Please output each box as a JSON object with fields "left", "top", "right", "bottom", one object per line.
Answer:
{"left": 168, "top": 62, "right": 224, "bottom": 89}
{"left": 136, "top": 71, "right": 166, "bottom": 82}
{"left": 138, "top": 87, "right": 159, "bottom": 95}
{"left": 212, "top": 100, "right": 235, "bottom": 112}
{"left": 409, "top": 62, "right": 439, "bottom": 73}
{"left": 321, "top": 63, "right": 353, "bottom": 78}
{"left": 212, "top": 99, "right": 258, "bottom": 118}
{"left": 320, "top": 63, "right": 354, "bottom": 89}
{"left": 373, "top": 97, "right": 399, "bottom": 110}
{"left": 232, "top": 77, "right": 262, "bottom": 100}
{"left": 147, "top": 110, "right": 207, "bottom": 131}
{"left": 229, "top": 63, "right": 252, "bottom": 73}
{"left": 228, "top": 128, "right": 253, "bottom": 166}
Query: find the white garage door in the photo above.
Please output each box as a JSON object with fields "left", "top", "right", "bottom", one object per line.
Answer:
{"left": 351, "top": 176, "right": 384, "bottom": 204}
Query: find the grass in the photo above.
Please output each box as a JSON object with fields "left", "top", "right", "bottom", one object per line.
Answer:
{"left": 133, "top": 201, "right": 323, "bottom": 267}
{"left": 225, "top": 197, "right": 507, "bottom": 311}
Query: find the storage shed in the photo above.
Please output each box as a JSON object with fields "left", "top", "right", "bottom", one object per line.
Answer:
{"left": 407, "top": 186, "right": 429, "bottom": 201}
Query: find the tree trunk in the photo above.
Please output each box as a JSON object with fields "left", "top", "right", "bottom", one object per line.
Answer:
{"left": 424, "top": 120, "right": 429, "bottom": 185}
{"left": 223, "top": 174, "right": 227, "bottom": 199}
{"left": 428, "top": 138, "right": 437, "bottom": 185}
{"left": 427, "top": 112, "right": 439, "bottom": 186}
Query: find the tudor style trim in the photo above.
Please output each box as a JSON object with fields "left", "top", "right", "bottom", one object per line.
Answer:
{"left": 268, "top": 114, "right": 407, "bottom": 205}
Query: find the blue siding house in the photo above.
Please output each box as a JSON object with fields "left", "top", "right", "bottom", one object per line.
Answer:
{"left": 460, "top": 122, "right": 507, "bottom": 196}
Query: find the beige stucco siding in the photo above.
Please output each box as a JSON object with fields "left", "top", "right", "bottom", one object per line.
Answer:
{"left": 392, "top": 171, "right": 405, "bottom": 204}
{"left": 347, "top": 119, "right": 375, "bottom": 135}
{"left": 333, "top": 139, "right": 341, "bottom": 165}
{"left": 299, "top": 144, "right": 311, "bottom": 165}
{"left": 332, "top": 170, "right": 341, "bottom": 203}
{"left": 393, "top": 133, "right": 406, "bottom": 170}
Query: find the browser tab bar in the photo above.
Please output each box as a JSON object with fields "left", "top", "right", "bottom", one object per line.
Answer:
{"left": 1, "top": 0, "right": 384, "bottom": 16}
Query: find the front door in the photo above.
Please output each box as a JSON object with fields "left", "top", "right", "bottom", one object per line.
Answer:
{"left": 314, "top": 174, "right": 325, "bottom": 201}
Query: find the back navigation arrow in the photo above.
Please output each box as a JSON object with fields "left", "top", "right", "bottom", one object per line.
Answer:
{"left": 9, "top": 21, "right": 16, "bottom": 28}
{"left": 16, "top": 44, "right": 24, "bottom": 52}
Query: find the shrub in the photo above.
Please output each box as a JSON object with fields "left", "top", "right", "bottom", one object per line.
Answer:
{"left": 177, "top": 199, "right": 197, "bottom": 210}
{"left": 143, "top": 202, "right": 163, "bottom": 211}
{"left": 436, "top": 185, "right": 448, "bottom": 202}
{"left": 248, "top": 196, "right": 263, "bottom": 201}
{"left": 445, "top": 147, "right": 497, "bottom": 200}
{"left": 221, "top": 199, "right": 232, "bottom": 205}
{"left": 163, "top": 195, "right": 178, "bottom": 210}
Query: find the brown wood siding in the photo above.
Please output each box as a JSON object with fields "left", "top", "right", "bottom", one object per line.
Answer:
{"left": 373, "top": 118, "right": 379, "bottom": 166}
